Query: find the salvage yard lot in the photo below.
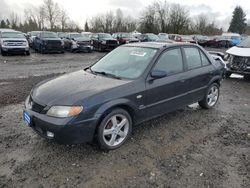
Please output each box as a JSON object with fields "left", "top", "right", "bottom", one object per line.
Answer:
{"left": 0, "top": 49, "right": 250, "bottom": 188}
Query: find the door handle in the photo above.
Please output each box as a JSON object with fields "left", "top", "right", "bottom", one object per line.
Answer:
{"left": 180, "top": 79, "right": 186, "bottom": 83}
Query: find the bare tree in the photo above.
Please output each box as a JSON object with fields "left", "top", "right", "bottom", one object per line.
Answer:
{"left": 9, "top": 12, "right": 19, "bottom": 29}
{"left": 59, "top": 8, "right": 68, "bottom": 31}
{"left": 168, "top": 4, "right": 190, "bottom": 34}
{"left": 104, "top": 11, "right": 114, "bottom": 33}
{"left": 154, "top": 0, "right": 169, "bottom": 33}
{"left": 43, "top": 0, "right": 60, "bottom": 30}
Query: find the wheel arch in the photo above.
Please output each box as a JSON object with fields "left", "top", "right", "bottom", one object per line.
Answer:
{"left": 94, "top": 99, "right": 137, "bottom": 133}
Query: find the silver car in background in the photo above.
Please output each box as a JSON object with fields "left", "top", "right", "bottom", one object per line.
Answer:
{"left": 0, "top": 30, "right": 30, "bottom": 56}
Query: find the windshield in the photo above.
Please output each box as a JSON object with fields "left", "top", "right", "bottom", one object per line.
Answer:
{"left": 1, "top": 32, "right": 25, "bottom": 38}
{"left": 91, "top": 46, "right": 158, "bottom": 79}
{"left": 70, "top": 33, "right": 81, "bottom": 38}
{"left": 158, "top": 35, "right": 168, "bottom": 40}
{"left": 121, "top": 33, "right": 133, "bottom": 38}
{"left": 99, "top": 33, "right": 112, "bottom": 39}
{"left": 182, "top": 36, "right": 193, "bottom": 40}
{"left": 237, "top": 37, "right": 250, "bottom": 48}
{"left": 231, "top": 36, "right": 240, "bottom": 40}
{"left": 31, "top": 32, "right": 40, "bottom": 37}
{"left": 148, "top": 34, "right": 159, "bottom": 41}
{"left": 41, "top": 32, "right": 57, "bottom": 38}
{"left": 82, "top": 33, "right": 92, "bottom": 38}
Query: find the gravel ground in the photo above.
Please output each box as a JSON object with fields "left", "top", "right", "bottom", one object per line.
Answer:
{"left": 0, "top": 49, "right": 249, "bottom": 188}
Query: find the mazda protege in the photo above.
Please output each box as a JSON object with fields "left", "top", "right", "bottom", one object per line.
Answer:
{"left": 23, "top": 42, "right": 224, "bottom": 150}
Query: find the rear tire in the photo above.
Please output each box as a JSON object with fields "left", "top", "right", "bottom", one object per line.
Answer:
{"left": 199, "top": 83, "right": 220, "bottom": 109}
{"left": 97, "top": 108, "right": 132, "bottom": 150}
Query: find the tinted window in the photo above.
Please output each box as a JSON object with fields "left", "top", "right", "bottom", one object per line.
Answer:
{"left": 200, "top": 52, "right": 210, "bottom": 66}
{"left": 154, "top": 48, "right": 183, "bottom": 75}
{"left": 184, "top": 47, "right": 202, "bottom": 69}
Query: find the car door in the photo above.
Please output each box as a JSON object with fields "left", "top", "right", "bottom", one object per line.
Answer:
{"left": 182, "top": 46, "right": 215, "bottom": 103}
{"left": 145, "top": 48, "right": 185, "bottom": 118}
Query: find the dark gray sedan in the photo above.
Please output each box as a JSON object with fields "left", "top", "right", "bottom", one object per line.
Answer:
{"left": 23, "top": 42, "right": 224, "bottom": 150}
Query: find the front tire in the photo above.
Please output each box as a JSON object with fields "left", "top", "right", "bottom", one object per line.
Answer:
{"left": 97, "top": 108, "right": 132, "bottom": 150}
{"left": 199, "top": 83, "right": 220, "bottom": 109}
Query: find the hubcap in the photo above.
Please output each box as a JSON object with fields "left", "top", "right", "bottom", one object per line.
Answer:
{"left": 207, "top": 86, "right": 219, "bottom": 107}
{"left": 103, "top": 114, "right": 129, "bottom": 147}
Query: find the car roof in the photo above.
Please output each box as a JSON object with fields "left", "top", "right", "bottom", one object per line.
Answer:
{"left": 124, "top": 41, "right": 199, "bottom": 49}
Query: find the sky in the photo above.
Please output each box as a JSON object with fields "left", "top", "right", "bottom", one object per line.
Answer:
{"left": 1, "top": 0, "right": 250, "bottom": 30}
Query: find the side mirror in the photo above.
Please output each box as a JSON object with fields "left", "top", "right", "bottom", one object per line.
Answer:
{"left": 150, "top": 70, "right": 167, "bottom": 79}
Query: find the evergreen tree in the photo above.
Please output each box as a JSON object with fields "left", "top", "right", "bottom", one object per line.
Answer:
{"left": 0, "top": 20, "right": 7, "bottom": 28}
{"left": 84, "top": 21, "right": 89, "bottom": 32}
{"left": 228, "top": 6, "right": 247, "bottom": 34}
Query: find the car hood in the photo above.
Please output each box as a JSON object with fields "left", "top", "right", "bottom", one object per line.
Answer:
{"left": 31, "top": 70, "right": 130, "bottom": 106}
{"left": 42, "top": 38, "right": 61, "bottom": 41}
{"left": 1, "top": 38, "right": 27, "bottom": 42}
{"left": 124, "top": 38, "right": 139, "bottom": 41}
{"left": 73, "top": 37, "right": 90, "bottom": 42}
{"left": 226, "top": 46, "right": 250, "bottom": 57}
{"left": 102, "top": 38, "right": 117, "bottom": 41}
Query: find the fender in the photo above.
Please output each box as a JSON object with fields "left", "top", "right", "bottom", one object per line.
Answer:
{"left": 94, "top": 98, "right": 139, "bottom": 118}
{"left": 208, "top": 75, "right": 222, "bottom": 86}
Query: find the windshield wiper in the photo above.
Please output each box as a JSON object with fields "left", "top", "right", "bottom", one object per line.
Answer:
{"left": 93, "top": 70, "right": 121, "bottom": 80}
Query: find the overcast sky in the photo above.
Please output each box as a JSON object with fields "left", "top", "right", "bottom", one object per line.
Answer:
{"left": 1, "top": 0, "right": 250, "bottom": 30}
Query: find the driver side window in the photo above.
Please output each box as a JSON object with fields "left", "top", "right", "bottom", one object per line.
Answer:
{"left": 153, "top": 48, "right": 184, "bottom": 76}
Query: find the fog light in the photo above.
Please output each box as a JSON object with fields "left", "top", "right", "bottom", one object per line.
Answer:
{"left": 46, "top": 131, "right": 54, "bottom": 138}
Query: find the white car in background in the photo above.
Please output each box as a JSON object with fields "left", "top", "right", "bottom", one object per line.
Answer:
{"left": 226, "top": 37, "right": 250, "bottom": 79}
{"left": 0, "top": 30, "right": 30, "bottom": 56}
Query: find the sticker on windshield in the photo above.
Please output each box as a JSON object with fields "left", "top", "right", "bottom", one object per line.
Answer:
{"left": 130, "top": 51, "right": 146, "bottom": 57}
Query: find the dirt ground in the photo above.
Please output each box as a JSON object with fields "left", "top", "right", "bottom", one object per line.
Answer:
{"left": 0, "top": 49, "right": 249, "bottom": 188}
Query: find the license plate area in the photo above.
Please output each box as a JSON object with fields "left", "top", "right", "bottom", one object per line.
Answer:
{"left": 23, "top": 111, "right": 31, "bottom": 126}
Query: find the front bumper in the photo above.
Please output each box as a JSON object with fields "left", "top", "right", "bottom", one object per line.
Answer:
{"left": 1, "top": 46, "right": 29, "bottom": 53}
{"left": 72, "top": 44, "right": 93, "bottom": 52}
{"left": 23, "top": 101, "right": 99, "bottom": 144}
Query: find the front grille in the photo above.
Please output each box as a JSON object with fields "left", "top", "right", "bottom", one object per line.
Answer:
{"left": 231, "top": 56, "right": 250, "bottom": 71}
{"left": 29, "top": 97, "right": 46, "bottom": 113}
{"left": 47, "top": 40, "right": 62, "bottom": 48}
{"left": 106, "top": 40, "right": 118, "bottom": 45}
{"left": 77, "top": 41, "right": 91, "bottom": 45}
{"left": 5, "top": 41, "right": 26, "bottom": 46}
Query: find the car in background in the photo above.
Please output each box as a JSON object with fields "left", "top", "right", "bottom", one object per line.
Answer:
{"left": 81, "top": 32, "right": 93, "bottom": 38}
{"left": 63, "top": 32, "right": 92, "bottom": 53}
{"left": 169, "top": 34, "right": 196, "bottom": 43}
{"left": 57, "top": 32, "right": 67, "bottom": 39}
{"left": 158, "top": 33, "right": 169, "bottom": 41}
{"left": 222, "top": 33, "right": 241, "bottom": 46}
{"left": 112, "top": 32, "right": 139, "bottom": 44}
{"left": 91, "top": 33, "right": 119, "bottom": 51}
{"left": 0, "top": 30, "right": 30, "bottom": 56}
{"left": 23, "top": 42, "right": 223, "bottom": 150}
{"left": 225, "top": 37, "right": 250, "bottom": 79}
{"left": 206, "top": 36, "right": 232, "bottom": 48}
{"left": 138, "top": 33, "right": 160, "bottom": 42}
{"left": 27, "top": 31, "right": 41, "bottom": 48}
{"left": 33, "top": 31, "right": 64, "bottom": 54}
{"left": 193, "top": 35, "right": 211, "bottom": 47}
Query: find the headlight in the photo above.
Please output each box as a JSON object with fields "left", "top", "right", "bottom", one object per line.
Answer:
{"left": 47, "top": 106, "right": 83, "bottom": 118}
{"left": 3, "top": 42, "right": 8, "bottom": 46}
{"left": 23, "top": 41, "right": 27, "bottom": 46}
{"left": 61, "top": 40, "right": 64, "bottom": 46}
{"left": 101, "top": 41, "right": 106, "bottom": 44}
